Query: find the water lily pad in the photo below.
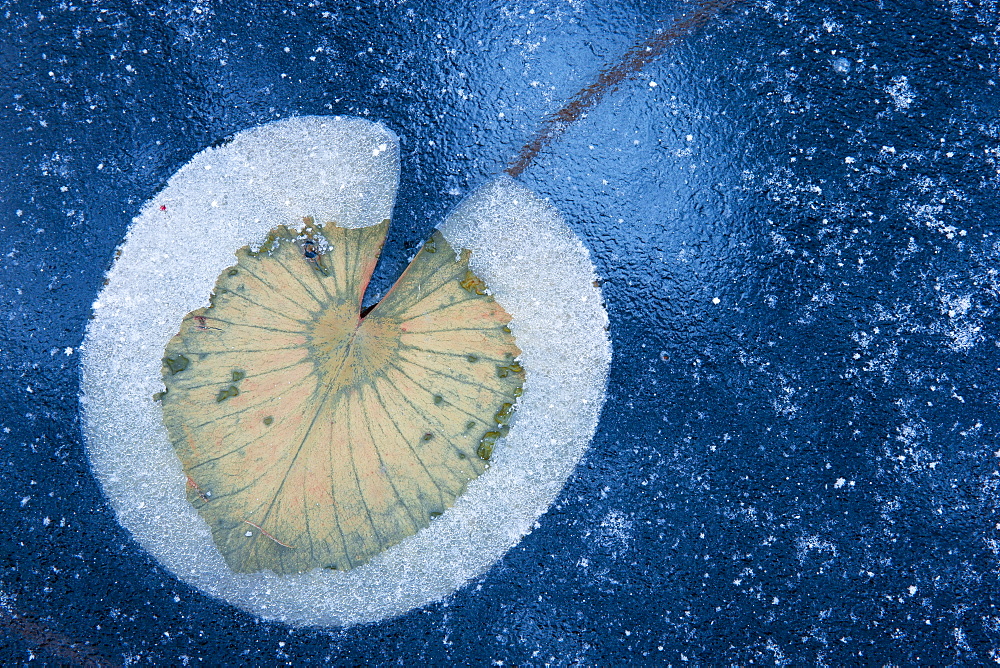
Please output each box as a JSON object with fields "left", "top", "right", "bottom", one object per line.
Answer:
{"left": 159, "top": 217, "right": 524, "bottom": 574}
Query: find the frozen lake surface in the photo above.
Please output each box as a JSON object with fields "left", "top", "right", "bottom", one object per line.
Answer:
{"left": 1, "top": 0, "right": 999, "bottom": 663}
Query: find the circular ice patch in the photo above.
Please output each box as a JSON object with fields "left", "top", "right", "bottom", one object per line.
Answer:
{"left": 81, "top": 115, "right": 610, "bottom": 626}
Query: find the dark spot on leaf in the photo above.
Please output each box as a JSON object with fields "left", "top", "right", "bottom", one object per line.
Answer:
{"left": 163, "top": 354, "right": 190, "bottom": 375}
{"left": 215, "top": 386, "right": 239, "bottom": 402}
{"left": 478, "top": 431, "right": 500, "bottom": 460}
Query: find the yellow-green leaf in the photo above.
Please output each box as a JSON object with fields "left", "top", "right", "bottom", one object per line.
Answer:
{"left": 159, "top": 218, "right": 524, "bottom": 574}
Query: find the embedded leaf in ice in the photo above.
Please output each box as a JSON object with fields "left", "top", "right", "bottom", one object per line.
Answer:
{"left": 158, "top": 217, "right": 524, "bottom": 574}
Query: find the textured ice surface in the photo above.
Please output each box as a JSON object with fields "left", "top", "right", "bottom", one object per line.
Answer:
{"left": 80, "top": 116, "right": 610, "bottom": 626}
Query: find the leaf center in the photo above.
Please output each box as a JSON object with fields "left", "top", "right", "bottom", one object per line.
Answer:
{"left": 307, "top": 292, "right": 402, "bottom": 389}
